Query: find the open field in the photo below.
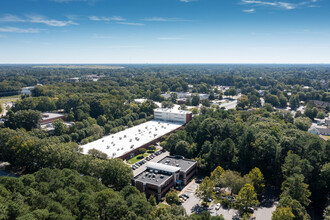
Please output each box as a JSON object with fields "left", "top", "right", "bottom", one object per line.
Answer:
{"left": 0, "top": 95, "right": 19, "bottom": 114}
{"left": 33, "top": 65, "right": 124, "bottom": 69}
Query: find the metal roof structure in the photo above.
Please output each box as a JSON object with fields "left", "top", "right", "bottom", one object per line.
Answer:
{"left": 146, "top": 162, "right": 180, "bottom": 173}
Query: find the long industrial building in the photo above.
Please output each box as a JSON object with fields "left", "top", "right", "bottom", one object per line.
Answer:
{"left": 80, "top": 108, "right": 192, "bottom": 160}
{"left": 80, "top": 120, "right": 183, "bottom": 160}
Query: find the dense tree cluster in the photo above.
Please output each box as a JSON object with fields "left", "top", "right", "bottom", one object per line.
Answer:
{"left": 0, "top": 168, "right": 197, "bottom": 220}
{"left": 163, "top": 108, "right": 329, "bottom": 218}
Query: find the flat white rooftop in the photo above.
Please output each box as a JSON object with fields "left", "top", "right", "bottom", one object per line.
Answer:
{"left": 147, "top": 162, "right": 180, "bottom": 173}
{"left": 80, "top": 120, "right": 183, "bottom": 159}
{"left": 154, "top": 108, "right": 191, "bottom": 114}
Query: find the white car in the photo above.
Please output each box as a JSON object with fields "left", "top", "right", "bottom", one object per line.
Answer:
{"left": 215, "top": 203, "right": 221, "bottom": 210}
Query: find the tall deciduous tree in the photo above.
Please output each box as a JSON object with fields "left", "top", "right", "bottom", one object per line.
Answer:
{"left": 272, "top": 207, "right": 295, "bottom": 220}
{"left": 195, "top": 177, "right": 215, "bottom": 202}
{"left": 235, "top": 184, "right": 260, "bottom": 213}
{"left": 210, "top": 166, "right": 225, "bottom": 187}
{"left": 244, "top": 167, "right": 265, "bottom": 195}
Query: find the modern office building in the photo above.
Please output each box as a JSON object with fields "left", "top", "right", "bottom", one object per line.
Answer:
{"left": 132, "top": 156, "right": 197, "bottom": 200}
{"left": 153, "top": 108, "right": 192, "bottom": 124}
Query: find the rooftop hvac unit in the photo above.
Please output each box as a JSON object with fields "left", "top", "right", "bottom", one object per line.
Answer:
{"left": 117, "top": 148, "right": 119, "bottom": 151}
{"left": 119, "top": 137, "right": 122, "bottom": 140}
{"left": 176, "top": 164, "right": 179, "bottom": 167}
{"left": 102, "top": 140, "right": 104, "bottom": 142}
{"left": 124, "top": 135, "right": 127, "bottom": 138}
{"left": 160, "top": 175, "right": 164, "bottom": 179}
{"left": 130, "top": 139, "right": 132, "bottom": 142}
{"left": 113, "top": 153, "right": 116, "bottom": 156}
{"left": 107, "top": 146, "right": 110, "bottom": 149}
{"left": 156, "top": 180, "right": 158, "bottom": 182}
{"left": 121, "top": 147, "right": 123, "bottom": 150}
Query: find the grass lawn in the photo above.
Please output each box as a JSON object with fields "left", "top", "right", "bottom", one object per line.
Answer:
{"left": 0, "top": 95, "right": 20, "bottom": 114}
{"left": 127, "top": 153, "right": 149, "bottom": 164}
{"left": 157, "top": 203, "right": 170, "bottom": 209}
{"left": 323, "top": 136, "right": 330, "bottom": 140}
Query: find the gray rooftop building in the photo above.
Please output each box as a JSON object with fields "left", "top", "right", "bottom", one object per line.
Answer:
{"left": 132, "top": 156, "right": 197, "bottom": 200}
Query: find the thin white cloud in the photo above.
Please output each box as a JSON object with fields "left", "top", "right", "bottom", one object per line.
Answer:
{"left": 0, "top": 14, "right": 77, "bottom": 27}
{"left": 241, "top": 0, "right": 319, "bottom": 10}
{"left": 243, "top": 8, "right": 256, "bottom": 13}
{"left": 117, "top": 22, "right": 144, "bottom": 26}
{"left": 26, "top": 15, "right": 78, "bottom": 26}
{"left": 158, "top": 37, "right": 184, "bottom": 40}
{"left": 180, "top": 0, "right": 196, "bottom": 2}
{"left": 142, "top": 17, "right": 193, "bottom": 22}
{"left": 0, "top": 27, "right": 40, "bottom": 33}
{"left": 0, "top": 34, "right": 7, "bottom": 38}
{"left": 277, "top": 2, "right": 295, "bottom": 9}
{"left": 88, "top": 16, "right": 125, "bottom": 21}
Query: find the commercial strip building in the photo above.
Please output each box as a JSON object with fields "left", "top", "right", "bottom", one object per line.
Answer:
{"left": 79, "top": 108, "right": 192, "bottom": 160}
{"left": 132, "top": 156, "right": 197, "bottom": 200}
{"left": 161, "top": 92, "right": 210, "bottom": 101}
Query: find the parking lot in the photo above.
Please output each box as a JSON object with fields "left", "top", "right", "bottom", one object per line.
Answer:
{"left": 179, "top": 180, "right": 278, "bottom": 220}
{"left": 132, "top": 151, "right": 169, "bottom": 177}
{"left": 180, "top": 179, "right": 209, "bottom": 215}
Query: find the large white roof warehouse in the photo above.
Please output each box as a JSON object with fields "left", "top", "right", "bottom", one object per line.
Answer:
{"left": 80, "top": 120, "right": 183, "bottom": 160}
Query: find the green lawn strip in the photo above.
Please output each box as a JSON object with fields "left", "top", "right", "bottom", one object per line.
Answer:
{"left": 323, "top": 135, "right": 330, "bottom": 140}
{"left": 127, "top": 153, "right": 149, "bottom": 164}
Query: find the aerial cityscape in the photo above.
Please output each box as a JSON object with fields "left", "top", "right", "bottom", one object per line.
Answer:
{"left": 0, "top": 0, "right": 329, "bottom": 220}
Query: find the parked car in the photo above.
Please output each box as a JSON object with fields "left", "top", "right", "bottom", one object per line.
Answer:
{"left": 215, "top": 203, "right": 221, "bottom": 210}
{"left": 246, "top": 207, "right": 255, "bottom": 213}
{"left": 179, "top": 195, "right": 187, "bottom": 201}
{"left": 182, "top": 194, "right": 189, "bottom": 199}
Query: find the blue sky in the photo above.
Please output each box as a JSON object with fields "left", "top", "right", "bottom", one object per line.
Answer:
{"left": 0, "top": 0, "right": 329, "bottom": 64}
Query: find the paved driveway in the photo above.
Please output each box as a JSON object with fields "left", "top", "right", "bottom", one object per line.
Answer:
{"left": 180, "top": 180, "right": 202, "bottom": 215}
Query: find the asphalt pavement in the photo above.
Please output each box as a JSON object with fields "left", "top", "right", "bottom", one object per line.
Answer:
{"left": 132, "top": 151, "right": 169, "bottom": 177}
